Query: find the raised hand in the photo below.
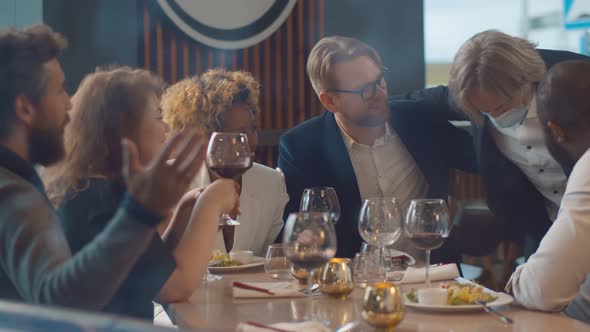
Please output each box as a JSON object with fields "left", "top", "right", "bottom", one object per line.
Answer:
{"left": 122, "top": 130, "right": 206, "bottom": 216}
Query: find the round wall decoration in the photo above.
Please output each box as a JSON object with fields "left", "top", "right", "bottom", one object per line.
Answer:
{"left": 157, "top": 0, "right": 297, "bottom": 49}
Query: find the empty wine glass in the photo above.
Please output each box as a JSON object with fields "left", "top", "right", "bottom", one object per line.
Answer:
{"left": 206, "top": 132, "right": 252, "bottom": 226}
{"left": 358, "top": 197, "right": 402, "bottom": 281}
{"left": 299, "top": 187, "right": 341, "bottom": 224}
{"left": 404, "top": 199, "right": 451, "bottom": 288}
{"left": 283, "top": 212, "right": 337, "bottom": 321}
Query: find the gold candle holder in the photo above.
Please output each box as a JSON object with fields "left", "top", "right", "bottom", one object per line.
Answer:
{"left": 362, "top": 282, "right": 405, "bottom": 331}
{"left": 290, "top": 264, "right": 319, "bottom": 285}
{"left": 318, "top": 258, "right": 354, "bottom": 299}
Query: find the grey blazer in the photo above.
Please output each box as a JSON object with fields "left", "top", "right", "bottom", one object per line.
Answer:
{"left": 0, "top": 167, "right": 157, "bottom": 311}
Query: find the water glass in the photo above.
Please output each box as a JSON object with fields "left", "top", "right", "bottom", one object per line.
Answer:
{"left": 264, "top": 244, "right": 290, "bottom": 279}
{"left": 358, "top": 197, "right": 403, "bottom": 281}
{"left": 360, "top": 243, "right": 409, "bottom": 282}
{"left": 352, "top": 252, "right": 379, "bottom": 288}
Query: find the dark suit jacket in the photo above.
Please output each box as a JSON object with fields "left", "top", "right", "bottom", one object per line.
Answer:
{"left": 278, "top": 100, "right": 477, "bottom": 261}
{"left": 392, "top": 49, "right": 590, "bottom": 257}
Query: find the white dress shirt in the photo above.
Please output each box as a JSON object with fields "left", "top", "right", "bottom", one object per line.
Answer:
{"left": 491, "top": 99, "right": 567, "bottom": 220}
{"left": 338, "top": 122, "right": 429, "bottom": 261}
{"left": 508, "top": 147, "right": 590, "bottom": 313}
{"left": 339, "top": 123, "right": 429, "bottom": 211}
{"left": 192, "top": 162, "right": 289, "bottom": 257}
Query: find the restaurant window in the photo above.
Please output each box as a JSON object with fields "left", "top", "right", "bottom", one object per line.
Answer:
{"left": 424, "top": 0, "right": 590, "bottom": 87}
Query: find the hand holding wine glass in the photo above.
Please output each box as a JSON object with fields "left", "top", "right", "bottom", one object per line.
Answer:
{"left": 358, "top": 197, "right": 402, "bottom": 281}
{"left": 206, "top": 132, "right": 252, "bottom": 226}
{"left": 404, "top": 199, "right": 451, "bottom": 288}
{"left": 299, "top": 187, "right": 341, "bottom": 224}
{"left": 283, "top": 212, "right": 337, "bottom": 321}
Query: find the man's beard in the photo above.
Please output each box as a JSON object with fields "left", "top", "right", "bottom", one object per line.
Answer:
{"left": 546, "top": 137, "right": 576, "bottom": 177}
{"left": 29, "top": 117, "right": 67, "bottom": 166}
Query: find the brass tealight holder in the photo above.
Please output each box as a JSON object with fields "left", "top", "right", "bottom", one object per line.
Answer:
{"left": 362, "top": 282, "right": 405, "bottom": 331}
{"left": 318, "top": 258, "right": 354, "bottom": 299}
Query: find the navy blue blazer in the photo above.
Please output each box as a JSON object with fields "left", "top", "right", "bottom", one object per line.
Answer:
{"left": 278, "top": 100, "right": 477, "bottom": 261}
{"left": 392, "top": 49, "right": 590, "bottom": 257}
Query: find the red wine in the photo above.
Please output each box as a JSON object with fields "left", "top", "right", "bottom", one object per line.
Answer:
{"left": 408, "top": 232, "right": 446, "bottom": 250}
{"left": 210, "top": 166, "right": 249, "bottom": 180}
{"left": 288, "top": 254, "right": 329, "bottom": 270}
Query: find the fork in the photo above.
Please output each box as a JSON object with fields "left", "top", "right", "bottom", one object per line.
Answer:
{"left": 476, "top": 300, "right": 513, "bottom": 324}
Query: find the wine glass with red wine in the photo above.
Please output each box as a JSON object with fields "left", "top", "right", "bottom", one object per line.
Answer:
{"left": 206, "top": 132, "right": 252, "bottom": 226}
{"left": 283, "top": 212, "right": 337, "bottom": 320}
{"left": 404, "top": 199, "right": 451, "bottom": 288}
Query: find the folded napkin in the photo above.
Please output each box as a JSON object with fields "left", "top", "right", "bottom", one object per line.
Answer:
{"left": 400, "top": 264, "right": 460, "bottom": 284}
{"left": 232, "top": 281, "right": 306, "bottom": 298}
{"left": 236, "top": 321, "right": 329, "bottom": 332}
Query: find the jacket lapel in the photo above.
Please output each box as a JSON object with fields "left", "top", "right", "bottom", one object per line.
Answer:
{"left": 321, "top": 112, "right": 361, "bottom": 201}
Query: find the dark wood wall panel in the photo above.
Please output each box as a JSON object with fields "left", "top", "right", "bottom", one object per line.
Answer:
{"left": 139, "top": 0, "right": 485, "bottom": 203}
{"left": 140, "top": 0, "right": 325, "bottom": 167}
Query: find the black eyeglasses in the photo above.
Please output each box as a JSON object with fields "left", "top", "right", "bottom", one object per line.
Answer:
{"left": 326, "top": 72, "right": 387, "bottom": 101}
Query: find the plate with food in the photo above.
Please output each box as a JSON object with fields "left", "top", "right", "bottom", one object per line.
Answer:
{"left": 208, "top": 250, "right": 265, "bottom": 274}
{"left": 404, "top": 278, "right": 513, "bottom": 312}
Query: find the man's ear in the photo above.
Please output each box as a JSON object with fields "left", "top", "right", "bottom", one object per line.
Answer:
{"left": 318, "top": 91, "right": 339, "bottom": 114}
{"left": 547, "top": 121, "right": 566, "bottom": 143}
{"left": 14, "top": 95, "right": 36, "bottom": 126}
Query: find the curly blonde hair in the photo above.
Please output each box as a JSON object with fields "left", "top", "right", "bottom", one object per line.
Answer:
{"left": 161, "top": 68, "right": 260, "bottom": 135}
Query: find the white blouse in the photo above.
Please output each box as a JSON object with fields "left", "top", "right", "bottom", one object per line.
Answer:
{"left": 191, "top": 162, "right": 289, "bottom": 257}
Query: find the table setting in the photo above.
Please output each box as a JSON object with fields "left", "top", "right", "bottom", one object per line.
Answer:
{"left": 174, "top": 192, "right": 589, "bottom": 332}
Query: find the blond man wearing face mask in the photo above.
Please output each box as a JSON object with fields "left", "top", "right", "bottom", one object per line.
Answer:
{"left": 393, "top": 30, "right": 590, "bottom": 266}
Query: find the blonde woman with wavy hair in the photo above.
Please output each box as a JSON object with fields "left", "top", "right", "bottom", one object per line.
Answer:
{"left": 392, "top": 29, "right": 590, "bottom": 281}
{"left": 162, "top": 68, "right": 289, "bottom": 257}
{"left": 42, "top": 66, "right": 239, "bottom": 320}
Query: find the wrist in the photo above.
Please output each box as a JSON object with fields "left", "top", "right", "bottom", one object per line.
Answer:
{"left": 122, "top": 193, "right": 166, "bottom": 226}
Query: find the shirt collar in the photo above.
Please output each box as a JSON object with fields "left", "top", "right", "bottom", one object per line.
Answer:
{"left": 338, "top": 121, "right": 392, "bottom": 149}
{"left": 524, "top": 93, "right": 538, "bottom": 120}
{"left": 0, "top": 145, "right": 46, "bottom": 194}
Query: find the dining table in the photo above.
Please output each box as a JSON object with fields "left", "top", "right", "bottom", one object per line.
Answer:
{"left": 166, "top": 268, "right": 590, "bottom": 332}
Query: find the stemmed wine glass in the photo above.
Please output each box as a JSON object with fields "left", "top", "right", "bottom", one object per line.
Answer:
{"left": 358, "top": 197, "right": 402, "bottom": 281}
{"left": 206, "top": 132, "right": 252, "bottom": 226}
{"left": 404, "top": 199, "right": 451, "bottom": 288}
{"left": 299, "top": 187, "right": 341, "bottom": 224}
{"left": 283, "top": 212, "right": 337, "bottom": 321}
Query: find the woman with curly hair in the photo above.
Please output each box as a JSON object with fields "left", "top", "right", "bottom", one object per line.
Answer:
{"left": 162, "top": 68, "right": 288, "bottom": 257}
{"left": 42, "top": 66, "right": 239, "bottom": 320}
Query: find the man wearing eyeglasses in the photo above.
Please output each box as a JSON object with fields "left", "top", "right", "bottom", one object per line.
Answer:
{"left": 277, "top": 36, "right": 477, "bottom": 262}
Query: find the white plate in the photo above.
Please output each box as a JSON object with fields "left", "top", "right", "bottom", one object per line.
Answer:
{"left": 208, "top": 256, "right": 265, "bottom": 274}
{"left": 404, "top": 279, "right": 514, "bottom": 312}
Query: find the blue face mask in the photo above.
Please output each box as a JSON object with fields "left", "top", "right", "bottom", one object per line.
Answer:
{"left": 487, "top": 106, "right": 528, "bottom": 128}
